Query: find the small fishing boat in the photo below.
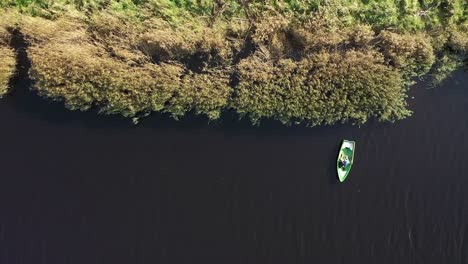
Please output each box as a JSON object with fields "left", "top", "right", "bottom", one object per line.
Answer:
{"left": 337, "top": 139, "right": 355, "bottom": 182}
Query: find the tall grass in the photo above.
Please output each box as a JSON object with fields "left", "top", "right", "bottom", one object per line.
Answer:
{"left": 0, "top": 10, "right": 17, "bottom": 97}
{"left": 0, "top": 0, "right": 467, "bottom": 125}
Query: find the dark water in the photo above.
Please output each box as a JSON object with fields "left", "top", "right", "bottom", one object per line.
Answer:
{"left": 1, "top": 48, "right": 468, "bottom": 264}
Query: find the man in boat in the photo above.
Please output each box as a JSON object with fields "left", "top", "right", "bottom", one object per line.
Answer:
{"left": 340, "top": 155, "right": 350, "bottom": 169}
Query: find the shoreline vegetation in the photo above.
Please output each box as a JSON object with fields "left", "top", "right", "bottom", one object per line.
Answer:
{"left": 0, "top": 1, "right": 467, "bottom": 125}
{"left": 0, "top": 13, "right": 15, "bottom": 98}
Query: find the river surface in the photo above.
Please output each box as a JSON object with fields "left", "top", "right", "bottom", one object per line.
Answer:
{"left": 0, "top": 67, "right": 467, "bottom": 263}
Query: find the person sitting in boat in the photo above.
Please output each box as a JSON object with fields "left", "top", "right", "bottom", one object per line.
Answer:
{"left": 340, "top": 156, "right": 350, "bottom": 168}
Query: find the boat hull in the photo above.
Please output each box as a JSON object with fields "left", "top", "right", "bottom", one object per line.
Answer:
{"left": 337, "top": 140, "right": 355, "bottom": 182}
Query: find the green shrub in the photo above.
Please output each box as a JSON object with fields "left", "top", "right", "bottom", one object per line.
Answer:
{"left": 431, "top": 53, "right": 463, "bottom": 85}
{"left": 379, "top": 30, "right": 435, "bottom": 78}
{"left": 232, "top": 50, "right": 410, "bottom": 126}
{"left": 29, "top": 42, "right": 231, "bottom": 120}
{"left": 448, "top": 23, "right": 468, "bottom": 54}
{"left": 430, "top": 23, "right": 468, "bottom": 85}
{"left": 166, "top": 69, "right": 231, "bottom": 120}
{"left": 24, "top": 14, "right": 231, "bottom": 120}
{"left": 356, "top": 0, "right": 400, "bottom": 28}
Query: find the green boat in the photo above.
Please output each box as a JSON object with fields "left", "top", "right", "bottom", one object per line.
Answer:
{"left": 337, "top": 139, "right": 355, "bottom": 182}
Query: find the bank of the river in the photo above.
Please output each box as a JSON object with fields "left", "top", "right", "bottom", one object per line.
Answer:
{"left": 0, "top": 0, "right": 467, "bottom": 126}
